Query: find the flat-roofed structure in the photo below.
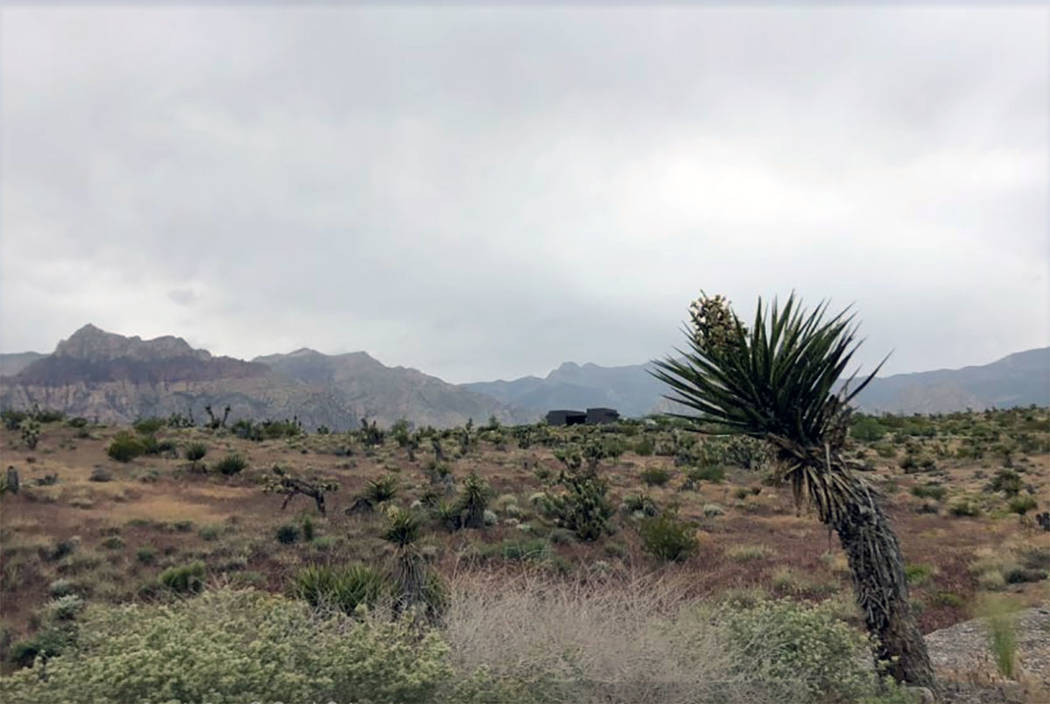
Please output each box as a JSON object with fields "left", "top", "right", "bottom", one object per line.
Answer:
{"left": 545, "top": 409, "right": 586, "bottom": 426}
{"left": 585, "top": 407, "right": 620, "bottom": 425}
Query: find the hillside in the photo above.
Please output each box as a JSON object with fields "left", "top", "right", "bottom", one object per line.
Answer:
{"left": 463, "top": 361, "right": 663, "bottom": 418}
{"left": 0, "top": 326, "right": 521, "bottom": 429}
{"left": 855, "top": 348, "right": 1050, "bottom": 414}
{"left": 464, "top": 349, "right": 1050, "bottom": 417}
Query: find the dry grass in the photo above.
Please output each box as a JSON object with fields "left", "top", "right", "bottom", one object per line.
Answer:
{"left": 443, "top": 570, "right": 822, "bottom": 704}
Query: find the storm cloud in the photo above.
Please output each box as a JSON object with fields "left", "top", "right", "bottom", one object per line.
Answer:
{"left": 1, "top": 5, "right": 1046, "bottom": 382}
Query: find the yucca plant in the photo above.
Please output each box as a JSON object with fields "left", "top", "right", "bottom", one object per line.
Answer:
{"left": 381, "top": 508, "right": 445, "bottom": 620}
{"left": 651, "top": 293, "right": 935, "bottom": 688}
{"left": 455, "top": 471, "right": 492, "bottom": 529}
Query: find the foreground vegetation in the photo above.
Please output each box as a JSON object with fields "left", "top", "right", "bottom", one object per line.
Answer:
{"left": 0, "top": 403, "right": 1047, "bottom": 701}
{"left": 2, "top": 580, "right": 916, "bottom": 704}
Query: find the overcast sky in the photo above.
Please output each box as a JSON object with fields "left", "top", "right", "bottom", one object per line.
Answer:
{"left": 1, "top": 5, "right": 1047, "bottom": 383}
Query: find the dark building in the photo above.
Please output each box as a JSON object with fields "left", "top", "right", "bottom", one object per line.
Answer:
{"left": 546, "top": 409, "right": 586, "bottom": 426}
{"left": 585, "top": 407, "right": 620, "bottom": 425}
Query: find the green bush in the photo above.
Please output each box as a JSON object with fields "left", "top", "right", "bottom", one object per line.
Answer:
{"left": 687, "top": 465, "right": 726, "bottom": 483}
{"left": 850, "top": 415, "right": 887, "bottom": 442}
{"left": 132, "top": 417, "right": 166, "bottom": 435}
{"left": 633, "top": 435, "right": 655, "bottom": 456}
{"left": 639, "top": 511, "right": 697, "bottom": 562}
{"left": 184, "top": 443, "right": 208, "bottom": 463}
{"left": 1007, "top": 495, "right": 1037, "bottom": 516}
{"left": 158, "top": 561, "right": 205, "bottom": 594}
{"left": 910, "top": 483, "right": 946, "bottom": 501}
{"left": 106, "top": 432, "right": 145, "bottom": 463}
{"left": 640, "top": 466, "right": 673, "bottom": 487}
{"left": 540, "top": 469, "right": 614, "bottom": 542}
{"left": 213, "top": 453, "right": 248, "bottom": 475}
{"left": 989, "top": 469, "right": 1022, "bottom": 497}
{"left": 276, "top": 524, "right": 300, "bottom": 544}
{"left": 290, "top": 564, "right": 390, "bottom": 615}
{"left": 949, "top": 497, "right": 980, "bottom": 517}
{"left": 0, "top": 588, "right": 451, "bottom": 704}
{"left": 722, "top": 599, "right": 873, "bottom": 703}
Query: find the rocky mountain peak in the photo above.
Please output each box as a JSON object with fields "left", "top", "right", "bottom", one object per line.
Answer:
{"left": 54, "top": 324, "right": 210, "bottom": 362}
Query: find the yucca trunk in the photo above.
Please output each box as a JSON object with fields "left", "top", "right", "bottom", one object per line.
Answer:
{"left": 827, "top": 472, "right": 935, "bottom": 688}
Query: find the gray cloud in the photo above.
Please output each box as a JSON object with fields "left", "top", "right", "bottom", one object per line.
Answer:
{"left": 1, "top": 6, "right": 1047, "bottom": 381}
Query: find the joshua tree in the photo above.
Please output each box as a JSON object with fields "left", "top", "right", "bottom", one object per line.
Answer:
{"left": 651, "top": 293, "right": 935, "bottom": 689}
{"left": 266, "top": 466, "right": 339, "bottom": 516}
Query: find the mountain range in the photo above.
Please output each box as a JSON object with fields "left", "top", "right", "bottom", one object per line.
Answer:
{"left": 0, "top": 325, "right": 524, "bottom": 429}
{"left": 467, "top": 348, "right": 1050, "bottom": 417}
{"left": 0, "top": 324, "right": 1046, "bottom": 427}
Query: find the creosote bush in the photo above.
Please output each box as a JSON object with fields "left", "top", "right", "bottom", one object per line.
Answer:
{"left": 158, "top": 561, "right": 205, "bottom": 594}
{"left": 106, "top": 431, "right": 145, "bottom": 463}
{"left": 639, "top": 510, "right": 697, "bottom": 562}
{"left": 0, "top": 588, "right": 451, "bottom": 704}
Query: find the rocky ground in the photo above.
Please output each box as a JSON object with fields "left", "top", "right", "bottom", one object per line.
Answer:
{"left": 927, "top": 605, "right": 1050, "bottom": 703}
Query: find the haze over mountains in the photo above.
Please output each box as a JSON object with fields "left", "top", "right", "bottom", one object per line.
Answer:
{"left": 0, "top": 324, "right": 1047, "bottom": 427}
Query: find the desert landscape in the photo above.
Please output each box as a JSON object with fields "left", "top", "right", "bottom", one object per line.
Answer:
{"left": 1, "top": 403, "right": 1047, "bottom": 702}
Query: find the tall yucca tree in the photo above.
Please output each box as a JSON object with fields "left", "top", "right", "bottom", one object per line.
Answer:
{"left": 651, "top": 293, "right": 935, "bottom": 688}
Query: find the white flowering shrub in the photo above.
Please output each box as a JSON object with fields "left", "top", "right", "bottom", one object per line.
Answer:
{"left": 1, "top": 588, "right": 451, "bottom": 704}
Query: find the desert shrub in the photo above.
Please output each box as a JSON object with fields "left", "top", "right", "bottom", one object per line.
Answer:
{"left": 7, "top": 625, "right": 75, "bottom": 669}
{"left": 850, "top": 415, "right": 887, "bottom": 442}
{"left": 703, "top": 503, "right": 725, "bottom": 517}
{"left": 19, "top": 419, "right": 40, "bottom": 449}
{"left": 1002, "top": 567, "right": 1047, "bottom": 584}
{"left": 66, "top": 416, "right": 88, "bottom": 428}
{"left": 933, "top": 591, "right": 965, "bottom": 608}
{"left": 988, "top": 469, "right": 1022, "bottom": 497}
{"left": 2, "top": 409, "right": 28, "bottom": 430}
{"left": 214, "top": 453, "right": 248, "bottom": 475}
{"left": 158, "top": 561, "right": 205, "bottom": 594}
{"left": 132, "top": 417, "right": 165, "bottom": 435}
{"left": 33, "top": 408, "right": 66, "bottom": 423}
{"left": 722, "top": 599, "right": 873, "bottom": 703}
{"left": 100, "top": 536, "right": 125, "bottom": 551}
{"left": 687, "top": 465, "right": 725, "bottom": 483}
{"left": 0, "top": 588, "right": 451, "bottom": 704}
{"left": 948, "top": 497, "right": 980, "bottom": 517}
{"left": 904, "top": 563, "right": 935, "bottom": 586}
{"left": 726, "top": 544, "right": 773, "bottom": 561}
{"left": 539, "top": 469, "right": 614, "bottom": 542}
{"left": 639, "top": 511, "right": 697, "bottom": 562}
{"left": 480, "top": 538, "right": 551, "bottom": 563}
{"left": 872, "top": 441, "right": 897, "bottom": 459}
{"left": 44, "top": 595, "right": 85, "bottom": 622}
{"left": 47, "top": 579, "right": 79, "bottom": 598}
{"left": 621, "top": 493, "right": 659, "bottom": 517}
{"left": 106, "top": 432, "right": 145, "bottom": 462}
{"left": 910, "top": 483, "right": 945, "bottom": 501}
{"left": 640, "top": 466, "right": 673, "bottom": 487}
{"left": 135, "top": 547, "right": 155, "bottom": 565}
{"left": 1016, "top": 545, "right": 1050, "bottom": 571}
{"left": 184, "top": 442, "right": 208, "bottom": 463}
{"left": 198, "top": 524, "right": 222, "bottom": 541}
{"left": 634, "top": 435, "right": 655, "bottom": 456}
{"left": 276, "top": 524, "right": 300, "bottom": 544}
{"left": 1007, "top": 495, "right": 1037, "bottom": 516}
{"left": 290, "top": 564, "right": 390, "bottom": 615}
